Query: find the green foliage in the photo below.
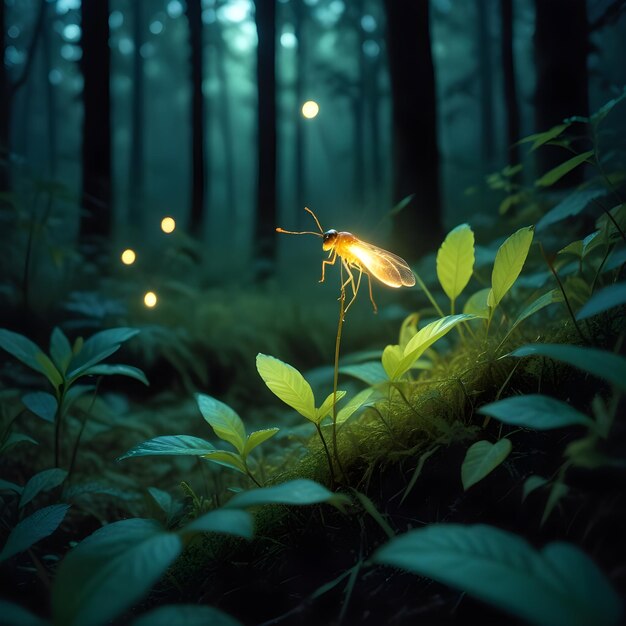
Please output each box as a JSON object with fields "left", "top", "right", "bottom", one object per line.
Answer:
{"left": 576, "top": 282, "right": 626, "bottom": 320}
{"left": 374, "top": 524, "right": 623, "bottom": 626}
{"left": 131, "top": 605, "right": 242, "bottom": 626}
{"left": 118, "top": 435, "right": 217, "bottom": 459}
{"left": 436, "top": 223, "right": 475, "bottom": 311}
{"left": 461, "top": 439, "right": 512, "bottom": 490}
{"left": 535, "top": 151, "right": 594, "bottom": 187}
{"left": 19, "top": 468, "right": 67, "bottom": 508}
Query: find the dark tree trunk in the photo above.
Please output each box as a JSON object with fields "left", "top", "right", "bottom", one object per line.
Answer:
{"left": 80, "top": 0, "right": 112, "bottom": 241}
{"left": 253, "top": 0, "right": 277, "bottom": 276}
{"left": 293, "top": 0, "right": 307, "bottom": 224}
{"left": 383, "top": 0, "right": 442, "bottom": 259}
{"left": 477, "top": 0, "right": 495, "bottom": 167}
{"left": 42, "top": 1, "right": 57, "bottom": 178}
{"left": 534, "top": 0, "right": 589, "bottom": 185}
{"left": 353, "top": 0, "right": 366, "bottom": 212}
{"left": 501, "top": 0, "right": 520, "bottom": 167}
{"left": 187, "top": 0, "right": 206, "bottom": 235}
{"left": 129, "top": 0, "right": 145, "bottom": 228}
{"left": 0, "top": 1, "right": 9, "bottom": 191}
{"left": 366, "top": 46, "right": 382, "bottom": 214}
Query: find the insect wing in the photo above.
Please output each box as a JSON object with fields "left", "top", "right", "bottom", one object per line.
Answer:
{"left": 346, "top": 240, "right": 416, "bottom": 288}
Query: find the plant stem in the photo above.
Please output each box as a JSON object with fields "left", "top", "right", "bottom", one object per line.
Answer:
{"left": 54, "top": 387, "right": 65, "bottom": 469}
{"left": 332, "top": 286, "right": 347, "bottom": 482}
{"left": 414, "top": 270, "right": 445, "bottom": 317}
{"left": 315, "top": 423, "right": 335, "bottom": 485}
{"left": 245, "top": 467, "right": 262, "bottom": 488}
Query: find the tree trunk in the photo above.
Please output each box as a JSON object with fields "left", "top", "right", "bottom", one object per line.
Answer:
{"left": 80, "top": 0, "right": 112, "bottom": 241}
{"left": 253, "top": 0, "right": 277, "bottom": 276}
{"left": 293, "top": 0, "right": 307, "bottom": 225}
{"left": 534, "top": 0, "right": 589, "bottom": 185}
{"left": 383, "top": 0, "right": 442, "bottom": 259}
{"left": 501, "top": 0, "right": 520, "bottom": 167}
{"left": 353, "top": 0, "right": 366, "bottom": 212}
{"left": 0, "top": 1, "right": 9, "bottom": 191}
{"left": 477, "top": 0, "right": 495, "bottom": 168}
{"left": 129, "top": 0, "right": 145, "bottom": 229}
{"left": 187, "top": 0, "right": 206, "bottom": 235}
{"left": 42, "top": 1, "right": 57, "bottom": 178}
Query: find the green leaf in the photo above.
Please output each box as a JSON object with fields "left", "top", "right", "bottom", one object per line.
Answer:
{"left": 517, "top": 123, "right": 570, "bottom": 150}
{"left": 67, "top": 328, "right": 140, "bottom": 380}
{"left": 336, "top": 387, "right": 375, "bottom": 425}
{"left": 181, "top": 508, "right": 253, "bottom": 539}
{"left": 506, "top": 289, "right": 563, "bottom": 337}
{"left": 488, "top": 226, "right": 534, "bottom": 308}
{"left": 256, "top": 354, "right": 316, "bottom": 421}
{"left": 131, "top": 605, "right": 243, "bottom": 626}
{"left": 0, "top": 479, "right": 23, "bottom": 494}
{"left": 558, "top": 240, "right": 583, "bottom": 258}
{"left": 20, "top": 468, "right": 68, "bottom": 508}
{"left": 542, "top": 481, "right": 569, "bottom": 526}
{"left": 537, "top": 188, "right": 605, "bottom": 231}
{"left": 392, "top": 314, "right": 476, "bottom": 380}
{"left": 0, "top": 504, "right": 69, "bottom": 562}
{"left": 350, "top": 489, "right": 394, "bottom": 538}
{"left": 196, "top": 394, "right": 246, "bottom": 454}
{"left": 315, "top": 390, "right": 347, "bottom": 424}
{"left": 82, "top": 364, "right": 149, "bottom": 386}
{"left": 243, "top": 428, "right": 279, "bottom": 458}
{"left": 0, "top": 328, "right": 62, "bottom": 387}
{"left": 535, "top": 151, "right": 594, "bottom": 187}
{"left": 339, "top": 361, "right": 387, "bottom": 385}
{"left": 22, "top": 391, "right": 58, "bottom": 423}
{"left": 50, "top": 327, "right": 72, "bottom": 375}
{"left": 52, "top": 518, "right": 182, "bottom": 626}
{"left": 0, "top": 432, "right": 38, "bottom": 454}
{"left": 577, "top": 282, "right": 626, "bottom": 320}
{"left": 225, "top": 479, "right": 350, "bottom": 510}
{"left": 461, "top": 439, "right": 512, "bottom": 490}
{"left": 463, "top": 288, "right": 491, "bottom": 318}
{"left": 522, "top": 475, "right": 548, "bottom": 501}
{"left": 147, "top": 487, "right": 173, "bottom": 516}
{"left": 117, "top": 435, "right": 216, "bottom": 461}
{"left": 511, "top": 344, "right": 626, "bottom": 393}
{"left": 374, "top": 523, "right": 623, "bottom": 626}
{"left": 0, "top": 600, "right": 48, "bottom": 626}
{"left": 436, "top": 224, "right": 475, "bottom": 303}
{"left": 203, "top": 450, "right": 248, "bottom": 474}
{"left": 478, "top": 395, "right": 594, "bottom": 431}
{"left": 381, "top": 344, "right": 403, "bottom": 380}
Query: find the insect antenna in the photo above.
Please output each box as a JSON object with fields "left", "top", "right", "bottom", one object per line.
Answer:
{"left": 275, "top": 206, "right": 325, "bottom": 237}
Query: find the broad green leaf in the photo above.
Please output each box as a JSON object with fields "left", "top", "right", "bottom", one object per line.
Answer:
{"left": 67, "top": 328, "right": 140, "bottom": 379}
{"left": 537, "top": 188, "right": 605, "bottom": 231}
{"left": 81, "top": 364, "right": 149, "bottom": 386}
{"left": 20, "top": 468, "right": 68, "bottom": 508}
{"left": 64, "top": 482, "right": 140, "bottom": 502}
{"left": 316, "top": 390, "right": 347, "bottom": 424}
{"left": 374, "top": 524, "right": 623, "bottom": 626}
{"left": 256, "top": 354, "right": 316, "bottom": 421}
{"left": 542, "top": 481, "right": 569, "bottom": 526}
{"left": 564, "top": 436, "right": 611, "bottom": 469}
{"left": 558, "top": 240, "right": 583, "bottom": 258}
{"left": 203, "top": 450, "right": 247, "bottom": 474}
{"left": 461, "top": 439, "right": 512, "bottom": 490}
{"left": 147, "top": 487, "right": 173, "bottom": 516}
{"left": 195, "top": 394, "right": 246, "bottom": 453}
{"left": 488, "top": 226, "right": 534, "bottom": 308}
{"left": 381, "top": 344, "right": 403, "bottom": 380}
{"left": 22, "top": 391, "right": 58, "bottom": 423}
{"left": 596, "top": 203, "right": 626, "bottom": 241}
{"left": 0, "top": 600, "right": 48, "bottom": 626}
{"left": 225, "top": 479, "right": 350, "bottom": 510}
{"left": 50, "top": 327, "right": 72, "bottom": 375}
{"left": 392, "top": 315, "right": 476, "bottom": 380}
{"left": 591, "top": 89, "right": 626, "bottom": 126}
{"left": 499, "top": 192, "right": 524, "bottom": 215}
{"left": 0, "top": 504, "right": 70, "bottom": 562}
{"left": 243, "top": 428, "right": 280, "bottom": 458}
{"left": 336, "top": 387, "right": 375, "bottom": 425}
{"left": 181, "top": 508, "right": 253, "bottom": 539}
{"left": 0, "top": 328, "right": 62, "bottom": 387}
{"left": 0, "top": 479, "right": 23, "bottom": 494}
{"left": 517, "top": 123, "right": 570, "bottom": 150}
{"left": 577, "top": 282, "right": 626, "bottom": 320}
{"left": 52, "top": 518, "right": 181, "bottom": 626}
{"left": 436, "top": 224, "right": 475, "bottom": 303}
{"left": 478, "top": 395, "right": 594, "bottom": 431}
{"left": 463, "top": 288, "right": 491, "bottom": 318}
{"left": 339, "top": 361, "right": 387, "bottom": 385}
{"left": 131, "top": 605, "right": 243, "bottom": 626}
{"left": 582, "top": 230, "right": 603, "bottom": 256}
{"left": 398, "top": 312, "right": 419, "bottom": 350}
{"left": 535, "top": 151, "right": 594, "bottom": 187}
{"left": 523, "top": 475, "right": 548, "bottom": 501}
{"left": 511, "top": 344, "right": 626, "bottom": 393}
{"left": 504, "top": 289, "right": 563, "bottom": 340}
{"left": 117, "top": 435, "right": 216, "bottom": 461}
{"left": 0, "top": 432, "right": 38, "bottom": 454}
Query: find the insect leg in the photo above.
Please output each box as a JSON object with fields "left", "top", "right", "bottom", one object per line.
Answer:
{"left": 343, "top": 261, "right": 361, "bottom": 312}
{"left": 320, "top": 250, "right": 337, "bottom": 283}
{"left": 366, "top": 272, "right": 378, "bottom": 314}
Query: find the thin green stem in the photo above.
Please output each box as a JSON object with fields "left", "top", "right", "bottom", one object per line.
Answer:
{"left": 315, "top": 423, "right": 336, "bottom": 485}
{"left": 414, "top": 270, "right": 445, "bottom": 317}
{"left": 332, "top": 287, "right": 347, "bottom": 482}
{"left": 54, "top": 387, "right": 65, "bottom": 469}
{"left": 245, "top": 466, "right": 262, "bottom": 488}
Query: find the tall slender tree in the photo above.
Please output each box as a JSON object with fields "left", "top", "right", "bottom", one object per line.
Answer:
{"left": 253, "top": 0, "right": 277, "bottom": 275}
{"left": 501, "top": 0, "right": 520, "bottom": 168}
{"left": 477, "top": 0, "right": 495, "bottom": 168}
{"left": 186, "top": 0, "right": 206, "bottom": 235}
{"left": 383, "top": 0, "right": 442, "bottom": 258}
{"left": 80, "top": 0, "right": 112, "bottom": 241}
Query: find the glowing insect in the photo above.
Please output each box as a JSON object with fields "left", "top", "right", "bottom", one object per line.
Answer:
{"left": 276, "top": 207, "right": 416, "bottom": 312}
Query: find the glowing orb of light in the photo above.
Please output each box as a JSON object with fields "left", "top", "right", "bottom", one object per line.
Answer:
{"left": 121, "top": 249, "right": 136, "bottom": 265}
{"left": 302, "top": 100, "right": 320, "bottom": 119}
{"left": 161, "top": 216, "right": 176, "bottom": 233}
{"left": 144, "top": 291, "right": 158, "bottom": 308}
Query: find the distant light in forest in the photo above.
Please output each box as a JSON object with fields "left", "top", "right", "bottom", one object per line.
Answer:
{"left": 302, "top": 101, "right": 320, "bottom": 119}
{"left": 121, "top": 249, "right": 136, "bottom": 265}
{"left": 303, "top": 0, "right": 319, "bottom": 6}
{"left": 362, "top": 40, "right": 380, "bottom": 58}
{"left": 360, "top": 15, "right": 377, "bottom": 32}
{"left": 167, "top": 0, "right": 184, "bottom": 19}
{"left": 60, "top": 44, "right": 82, "bottom": 61}
{"left": 202, "top": 9, "right": 217, "bottom": 24}
{"left": 7, "top": 25, "right": 20, "bottom": 39}
{"left": 144, "top": 292, "right": 158, "bottom": 308}
{"left": 62, "top": 24, "right": 81, "bottom": 42}
{"left": 149, "top": 20, "right": 164, "bottom": 35}
{"left": 280, "top": 32, "right": 297, "bottom": 49}
{"left": 109, "top": 11, "right": 124, "bottom": 29}
{"left": 328, "top": 0, "right": 345, "bottom": 16}
{"left": 5, "top": 46, "right": 24, "bottom": 66}
{"left": 48, "top": 69, "right": 63, "bottom": 85}
{"left": 118, "top": 38, "right": 134, "bottom": 55}
{"left": 217, "top": 0, "right": 250, "bottom": 23}
{"left": 140, "top": 43, "right": 155, "bottom": 59}
{"left": 56, "top": 0, "right": 80, "bottom": 16}
{"left": 161, "top": 217, "right": 176, "bottom": 234}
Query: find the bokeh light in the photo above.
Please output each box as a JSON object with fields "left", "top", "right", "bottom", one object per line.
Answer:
{"left": 144, "top": 291, "right": 158, "bottom": 308}
{"left": 121, "top": 249, "right": 136, "bottom": 265}
{"left": 161, "top": 216, "right": 176, "bottom": 233}
{"left": 302, "top": 100, "right": 320, "bottom": 119}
